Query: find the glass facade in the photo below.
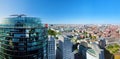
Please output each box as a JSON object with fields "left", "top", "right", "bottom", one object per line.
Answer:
{"left": 0, "top": 16, "right": 48, "bottom": 59}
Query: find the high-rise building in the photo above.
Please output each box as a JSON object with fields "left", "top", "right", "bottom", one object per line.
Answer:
{"left": 48, "top": 36, "right": 56, "bottom": 59}
{"left": 0, "top": 15, "right": 48, "bottom": 59}
{"left": 79, "top": 45, "right": 88, "bottom": 59}
{"left": 58, "top": 36, "right": 74, "bottom": 59}
{"left": 98, "top": 38, "right": 106, "bottom": 48}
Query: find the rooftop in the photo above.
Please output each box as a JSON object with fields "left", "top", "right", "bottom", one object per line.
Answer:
{"left": 87, "top": 49, "right": 97, "bottom": 57}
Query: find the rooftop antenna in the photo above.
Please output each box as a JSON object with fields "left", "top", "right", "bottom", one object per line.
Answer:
{"left": 10, "top": 14, "right": 26, "bottom": 17}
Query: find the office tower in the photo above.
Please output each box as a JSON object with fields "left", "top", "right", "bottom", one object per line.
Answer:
{"left": 48, "top": 36, "right": 56, "bottom": 59}
{"left": 98, "top": 38, "right": 106, "bottom": 48}
{"left": 79, "top": 45, "right": 88, "bottom": 59}
{"left": 0, "top": 15, "right": 48, "bottom": 59}
{"left": 58, "top": 36, "right": 74, "bottom": 59}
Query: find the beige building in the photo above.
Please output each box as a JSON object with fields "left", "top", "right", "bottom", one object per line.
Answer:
{"left": 114, "top": 53, "right": 120, "bottom": 59}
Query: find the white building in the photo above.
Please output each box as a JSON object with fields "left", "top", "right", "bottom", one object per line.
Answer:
{"left": 48, "top": 36, "right": 56, "bottom": 59}
{"left": 86, "top": 49, "right": 97, "bottom": 59}
{"left": 86, "top": 43, "right": 104, "bottom": 59}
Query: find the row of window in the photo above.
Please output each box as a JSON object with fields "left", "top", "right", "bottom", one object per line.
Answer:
{"left": 0, "top": 51, "right": 43, "bottom": 59}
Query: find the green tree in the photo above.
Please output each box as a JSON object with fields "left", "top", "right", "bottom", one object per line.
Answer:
{"left": 92, "top": 36, "right": 97, "bottom": 40}
{"left": 48, "top": 29, "right": 57, "bottom": 36}
{"left": 83, "top": 31, "right": 88, "bottom": 38}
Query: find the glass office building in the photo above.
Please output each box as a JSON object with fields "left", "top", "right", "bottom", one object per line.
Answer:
{"left": 0, "top": 15, "right": 48, "bottom": 59}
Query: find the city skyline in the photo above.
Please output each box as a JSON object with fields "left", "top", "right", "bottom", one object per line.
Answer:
{"left": 0, "top": 0, "right": 120, "bottom": 24}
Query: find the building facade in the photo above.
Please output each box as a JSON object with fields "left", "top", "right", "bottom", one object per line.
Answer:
{"left": 0, "top": 15, "right": 48, "bottom": 59}
{"left": 98, "top": 38, "right": 106, "bottom": 48}
{"left": 79, "top": 45, "right": 88, "bottom": 59}
{"left": 86, "top": 43, "right": 104, "bottom": 59}
{"left": 86, "top": 49, "right": 97, "bottom": 59}
{"left": 58, "top": 36, "right": 74, "bottom": 59}
{"left": 48, "top": 36, "right": 56, "bottom": 59}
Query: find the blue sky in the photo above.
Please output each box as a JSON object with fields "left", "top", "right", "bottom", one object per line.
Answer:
{"left": 0, "top": 0, "right": 120, "bottom": 24}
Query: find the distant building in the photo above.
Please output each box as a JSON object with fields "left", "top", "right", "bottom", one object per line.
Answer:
{"left": 48, "top": 36, "right": 56, "bottom": 59}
